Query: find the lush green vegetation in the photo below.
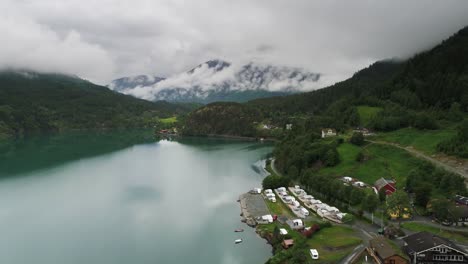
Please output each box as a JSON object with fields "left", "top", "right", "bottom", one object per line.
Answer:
{"left": 159, "top": 116, "right": 177, "bottom": 124}
{"left": 373, "top": 127, "right": 457, "bottom": 154}
{"left": 0, "top": 71, "right": 190, "bottom": 139}
{"left": 357, "top": 106, "right": 382, "bottom": 126}
{"left": 182, "top": 26, "right": 468, "bottom": 159}
{"left": 261, "top": 221, "right": 361, "bottom": 264}
{"left": 318, "top": 143, "right": 418, "bottom": 186}
{"left": 401, "top": 222, "right": 468, "bottom": 244}
{"left": 437, "top": 119, "right": 468, "bottom": 158}
{"left": 305, "top": 226, "right": 362, "bottom": 263}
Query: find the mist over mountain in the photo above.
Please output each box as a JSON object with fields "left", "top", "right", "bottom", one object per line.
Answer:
{"left": 108, "top": 60, "right": 322, "bottom": 103}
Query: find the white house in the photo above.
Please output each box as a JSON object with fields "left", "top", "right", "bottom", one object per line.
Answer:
{"left": 286, "top": 124, "right": 293, "bottom": 130}
{"left": 321, "top": 128, "right": 337, "bottom": 138}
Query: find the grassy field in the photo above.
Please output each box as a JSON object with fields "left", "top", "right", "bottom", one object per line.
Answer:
{"left": 401, "top": 222, "right": 468, "bottom": 244}
{"left": 372, "top": 128, "right": 457, "bottom": 155}
{"left": 159, "top": 116, "right": 178, "bottom": 124}
{"left": 357, "top": 106, "right": 382, "bottom": 126}
{"left": 265, "top": 198, "right": 294, "bottom": 218}
{"left": 319, "top": 143, "right": 421, "bottom": 187}
{"left": 304, "top": 225, "right": 362, "bottom": 263}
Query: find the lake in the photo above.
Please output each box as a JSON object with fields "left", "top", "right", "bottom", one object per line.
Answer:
{"left": 0, "top": 132, "right": 273, "bottom": 264}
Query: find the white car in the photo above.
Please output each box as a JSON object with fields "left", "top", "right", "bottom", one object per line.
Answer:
{"left": 310, "top": 249, "right": 319, "bottom": 260}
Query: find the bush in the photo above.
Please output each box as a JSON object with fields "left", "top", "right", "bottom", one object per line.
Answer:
{"left": 350, "top": 132, "right": 365, "bottom": 146}
{"left": 262, "top": 175, "right": 291, "bottom": 190}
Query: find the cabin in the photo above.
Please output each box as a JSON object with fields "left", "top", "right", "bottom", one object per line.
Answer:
{"left": 375, "top": 177, "right": 397, "bottom": 195}
{"left": 403, "top": 231, "right": 468, "bottom": 263}
{"left": 282, "top": 239, "right": 294, "bottom": 249}
{"left": 321, "top": 128, "right": 337, "bottom": 138}
{"left": 368, "top": 237, "right": 409, "bottom": 264}
{"left": 353, "top": 127, "right": 373, "bottom": 136}
{"left": 286, "top": 124, "right": 293, "bottom": 130}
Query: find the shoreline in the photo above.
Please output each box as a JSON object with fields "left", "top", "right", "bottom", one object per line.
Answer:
{"left": 180, "top": 133, "right": 278, "bottom": 142}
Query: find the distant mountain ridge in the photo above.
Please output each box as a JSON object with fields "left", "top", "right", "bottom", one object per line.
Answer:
{"left": 108, "top": 60, "right": 321, "bottom": 103}
{"left": 0, "top": 70, "right": 189, "bottom": 139}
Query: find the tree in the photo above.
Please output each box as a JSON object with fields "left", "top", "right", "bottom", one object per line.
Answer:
{"left": 413, "top": 183, "right": 432, "bottom": 207}
{"left": 350, "top": 132, "right": 365, "bottom": 146}
{"left": 287, "top": 165, "right": 299, "bottom": 179}
{"left": 378, "top": 188, "right": 387, "bottom": 202}
{"left": 414, "top": 113, "right": 438, "bottom": 130}
{"left": 262, "top": 175, "right": 290, "bottom": 190}
{"left": 350, "top": 189, "right": 365, "bottom": 205}
{"left": 386, "top": 191, "right": 411, "bottom": 226}
{"left": 430, "top": 198, "right": 452, "bottom": 224}
{"left": 355, "top": 151, "right": 369, "bottom": 162}
{"left": 342, "top": 213, "right": 355, "bottom": 224}
{"left": 362, "top": 193, "right": 380, "bottom": 213}
{"left": 324, "top": 148, "right": 340, "bottom": 167}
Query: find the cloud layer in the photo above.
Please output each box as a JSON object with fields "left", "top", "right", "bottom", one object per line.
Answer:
{"left": 1, "top": 0, "right": 468, "bottom": 85}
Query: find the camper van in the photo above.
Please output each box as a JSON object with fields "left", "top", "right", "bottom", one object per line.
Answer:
{"left": 300, "top": 208, "right": 309, "bottom": 216}
{"left": 309, "top": 249, "right": 319, "bottom": 259}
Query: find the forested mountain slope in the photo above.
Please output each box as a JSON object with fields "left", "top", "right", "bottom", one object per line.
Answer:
{"left": 0, "top": 71, "right": 188, "bottom": 139}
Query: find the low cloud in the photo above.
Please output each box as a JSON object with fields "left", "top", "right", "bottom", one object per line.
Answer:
{"left": 1, "top": 0, "right": 468, "bottom": 85}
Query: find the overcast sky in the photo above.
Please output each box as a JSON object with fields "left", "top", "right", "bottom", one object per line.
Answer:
{"left": 1, "top": 0, "right": 468, "bottom": 85}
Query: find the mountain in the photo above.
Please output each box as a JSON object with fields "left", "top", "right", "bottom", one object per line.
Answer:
{"left": 108, "top": 75, "right": 165, "bottom": 92}
{"left": 182, "top": 26, "right": 468, "bottom": 137}
{"left": 0, "top": 70, "right": 189, "bottom": 139}
{"left": 108, "top": 59, "right": 321, "bottom": 103}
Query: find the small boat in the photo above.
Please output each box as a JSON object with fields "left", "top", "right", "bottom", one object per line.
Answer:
{"left": 234, "top": 229, "right": 244, "bottom": 232}
{"left": 234, "top": 239, "right": 243, "bottom": 244}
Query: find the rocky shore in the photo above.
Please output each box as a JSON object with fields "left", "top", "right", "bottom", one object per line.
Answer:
{"left": 238, "top": 192, "right": 270, "bottom": 227}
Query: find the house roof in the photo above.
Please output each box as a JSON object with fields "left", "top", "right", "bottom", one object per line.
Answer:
{"left": 322, "top": 128, "right": 336, "bottom": 133}
{"left": 369, "top": 237, "right": 402, "bottom": 260}
{"left": 403, "top": 231, "right": 466, "bottom": 254}
{"left": 283, "top": 239, "right": 294, "bottom": 246}
{"left": 374, "top": 177, "right": 396, "bottom": 191}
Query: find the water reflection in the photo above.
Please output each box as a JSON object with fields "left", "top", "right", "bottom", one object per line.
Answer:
{"left": 0, "top": 136, "right": 272, "bottom": 264}
{"left": 0, "top": 130, "right": 156, "bottom": 177}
